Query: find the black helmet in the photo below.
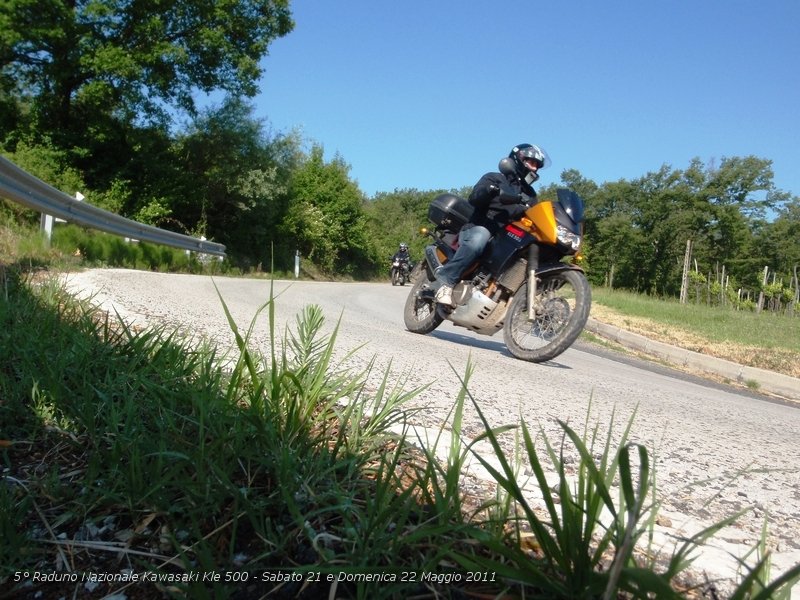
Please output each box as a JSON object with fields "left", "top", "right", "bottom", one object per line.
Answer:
{"left": 509, "top": 143, "right": 550, "bottom": 185}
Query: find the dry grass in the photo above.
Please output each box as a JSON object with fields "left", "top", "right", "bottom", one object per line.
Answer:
{"left": 589, "top": 304, "right": 800, "bottom": 379}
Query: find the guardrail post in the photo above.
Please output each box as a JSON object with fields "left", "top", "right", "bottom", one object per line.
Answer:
{"left": 40, "top": 213, "right": 54, "bottom": 244}
{"left": 294, "top": 249, "right": 300, "bottom": 279}
{"left": 40, "top": 191, "right": 83, "bottom": 244}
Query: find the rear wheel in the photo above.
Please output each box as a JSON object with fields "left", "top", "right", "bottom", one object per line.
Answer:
{"left": 503, "top": 269, "right": 591, "bottom": 363}
{"left": 403, "top": 271, "right": 443, "bottom": 334}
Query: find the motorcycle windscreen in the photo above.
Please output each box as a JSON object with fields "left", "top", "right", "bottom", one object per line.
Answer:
{"left": 554, "top": 188, "right": 585, "bottom": 232}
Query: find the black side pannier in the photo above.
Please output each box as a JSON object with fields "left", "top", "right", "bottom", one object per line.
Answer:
{"left": 427, "top": 193, "right": 473, "bottom": 231}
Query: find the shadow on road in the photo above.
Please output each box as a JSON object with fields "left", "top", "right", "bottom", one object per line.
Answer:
{"left": 428, "top": 329, "right": 573, "bottom": 370}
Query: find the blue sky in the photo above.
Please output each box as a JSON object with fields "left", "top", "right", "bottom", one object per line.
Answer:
{"left": 252, "top": 1, "right": 800, "bottom": 200}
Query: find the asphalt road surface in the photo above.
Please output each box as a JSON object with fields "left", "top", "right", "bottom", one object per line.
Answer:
{"left": 63, "top": 269, "right": 800, "bottom": 591}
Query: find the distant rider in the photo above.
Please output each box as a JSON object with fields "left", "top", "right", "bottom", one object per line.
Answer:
{"left": 434, "top": 143, "right": 549, "bottom": 306}
{"left": 391, "top": 243, "right": 412, "bottom": 270}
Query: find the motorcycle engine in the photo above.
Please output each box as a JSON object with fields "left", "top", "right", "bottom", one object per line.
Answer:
{"left": 448, "top": 287, "right": 506, "bottom": 334}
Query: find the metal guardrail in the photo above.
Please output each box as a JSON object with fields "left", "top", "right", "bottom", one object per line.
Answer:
{"left": 0, "top": 155, "right": 226, "bottom": 257}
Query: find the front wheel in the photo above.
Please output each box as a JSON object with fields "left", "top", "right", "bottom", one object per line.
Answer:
{"left": 503, "top": 269, "right": 591, "bottom": 363}
{"left": 403, "top": 271, "right": 444, "bottom": 334}
{"left": 391, "top": 268, "right": 400, "bottom": 286}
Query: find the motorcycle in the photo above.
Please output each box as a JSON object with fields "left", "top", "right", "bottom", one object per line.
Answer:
{"left": 403, "top": 158, "right": 591, "bottom": 363}
{"left": 391, "top": 257, "right": 412, "bottom": 286}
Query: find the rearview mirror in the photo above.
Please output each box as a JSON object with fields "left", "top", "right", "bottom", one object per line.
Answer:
{"left": 498, "top": 157, "right": 515, "bottom": 176}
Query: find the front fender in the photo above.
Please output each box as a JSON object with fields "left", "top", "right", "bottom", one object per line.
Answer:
{"left": 523, "top": 261, "right": 588, "bottom": 321}
{"left": 535, "top": 262, "right": 586, "bottom": 277}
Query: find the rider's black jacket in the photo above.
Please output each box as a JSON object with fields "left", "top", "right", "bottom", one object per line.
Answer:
{"left": 392, "top": 250, "right": 411, "bottom": 263}
{"left": 466, "top": 172, "right": 537, "bottom": 236}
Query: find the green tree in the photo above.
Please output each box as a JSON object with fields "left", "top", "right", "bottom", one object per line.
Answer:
{"left": 703, "top": 156, "right": 776, "bottom": 219}
{"left": 578, "top": 166, "right": 692, "bottom": 294}
{"left": 754, "top": 194, "right": 800, "bottom": 281}
{"left": 557, "top": 168, "right": 599, "bottom": 201}
{"left": 0, "top": 0, "right": 293, "bottom": 195}
{"left": 581, "top": 157, "right": 784, "bottom": 295}
{"left": 580, "top": 179, "right": 646, "bottom": 289}
{"left": 364, "top": 188, "right": 438, "bottom": 269}
{"left": 171, "top": 98, "right": 300, "bottom": 268}
{"left": 692, "top": 157, "right": 775, "bottom": 284}
{"left": 0, "top": 0, "right": 293, "bottom": 134}
{"left": 285, "top": 146, "right": 375, "bottom": 276}
{"left": 0, "top": 140, "right": 87, "bottom": 223}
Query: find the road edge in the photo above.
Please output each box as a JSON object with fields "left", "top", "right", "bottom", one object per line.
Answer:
{"left": 584, "top": 317, "right": 800, "bottom": 402}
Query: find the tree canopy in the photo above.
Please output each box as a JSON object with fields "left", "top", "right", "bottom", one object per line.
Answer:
{"left": 0, "top": 0, "right": 292, "bottom": 129}
{"left": 569, "top": 157, "right": 795, "bottom": 296}
{"left": 1, "top": 0, "right": 292, "bottom": 194}
{"left": 285, "top": 145, "right": 375, "bottom": 276}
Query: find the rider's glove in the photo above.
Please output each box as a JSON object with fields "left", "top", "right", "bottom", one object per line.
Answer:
{"left": 497, "top": 184, "right": 523, "bottom": 205}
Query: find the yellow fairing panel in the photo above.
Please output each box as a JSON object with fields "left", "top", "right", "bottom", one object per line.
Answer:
{"left": 524, "top": 202, "right": 557, "bottom": 244}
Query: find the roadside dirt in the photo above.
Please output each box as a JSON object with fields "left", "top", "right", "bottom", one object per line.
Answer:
{"left": 588, "top": 304, "right": 800, "bottom": 379}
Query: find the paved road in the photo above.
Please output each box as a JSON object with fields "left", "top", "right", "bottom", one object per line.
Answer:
{"left": 63, "top": 269, "right": 800, "bottom": 590}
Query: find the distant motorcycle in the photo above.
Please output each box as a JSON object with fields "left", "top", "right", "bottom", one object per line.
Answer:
{"left": 403, "top": 158, "right": 591, "bottom": 363}
{"left": 391, "top": 257, "right": 412, "bottom": 286}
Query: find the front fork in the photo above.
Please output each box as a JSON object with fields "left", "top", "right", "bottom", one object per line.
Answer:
{"left": 527, "top": 245, "right": 540, "bottom": 320}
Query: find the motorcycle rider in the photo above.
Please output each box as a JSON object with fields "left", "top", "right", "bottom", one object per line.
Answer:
{"left": 391, "top": 242, "right": 413, "bottom": 280}
{"left": 434, "top": 143, "right": 549, "bottom": 306}
{"left": 392, "top": 242, "right": 412, "bottom": 266}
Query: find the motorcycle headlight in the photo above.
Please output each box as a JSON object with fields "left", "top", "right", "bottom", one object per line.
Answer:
{"left": 556, "top": 225, "right": 582, "bottom": 252}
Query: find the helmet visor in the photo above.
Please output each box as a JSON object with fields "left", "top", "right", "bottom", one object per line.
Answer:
{"left": 523, "top": 156, "right": 543, "bottom": 170}
{"left": 518, "top": 145, "right": 550, "bottom": 171}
